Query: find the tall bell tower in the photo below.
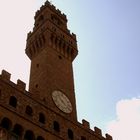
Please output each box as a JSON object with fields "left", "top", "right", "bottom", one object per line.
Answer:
{"left": 0, "top": 1, "right": 113, "bottom": 140}
{"left": 25, "top": 1, "right": 78, "bottom": 120}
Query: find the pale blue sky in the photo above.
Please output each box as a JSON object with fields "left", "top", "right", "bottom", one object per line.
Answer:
{"left": 0, "top": 0, "right": 140, "bottom": 139}
{"left": 47, "top": 0, "right": 140, "bottom": 130}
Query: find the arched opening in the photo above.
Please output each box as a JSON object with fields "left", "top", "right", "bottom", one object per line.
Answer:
{"left": 68, "top": 129, "right": 74, "bottom": 139}
{"left": 53, "top": 121, "right": 60, "bottom": 132}
{"left": 25, "top": 106, "right": 33, "bottom": 116}
{"left": 37, "top": 136, "right": 45, "bottom": 140}
{"left": 0, "top": 117, "right": 12, "bottom": 130}
{"left": 24, "top": 130, "right": 35, "bottom": 140}
{"left": 12, "top": 124, "right": 23, "bottom": 136}
{"left": 39, "top": 113, "right": 45, "bottom": 124}
{"left": 9, "top": 96, "right": 17, "bottom": 108}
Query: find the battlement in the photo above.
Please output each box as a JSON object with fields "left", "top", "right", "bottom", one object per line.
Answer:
{"left": 35, "top": 0, "right": 67, "bottom": 21}
{"left": 81, "top": 119, "right": 113, "bottom": 140}
{"left": 0, "top": 70, "right": 26, "bottom": 92}
{"left": 0, "top": 69, "right": 112, "bottom": 140}
{"left": 93, "top": 126, "right": 112, "bottom": 140}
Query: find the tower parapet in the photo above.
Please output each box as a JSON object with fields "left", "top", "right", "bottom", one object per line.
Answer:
{"left": 0, "top": 70, "right": 26, "bottom": 92}
{"left": 35, "top": 0, "right": 67, "bottom": 21}
{"left": 26, "top": 0, "right": 78, "bottom": 61}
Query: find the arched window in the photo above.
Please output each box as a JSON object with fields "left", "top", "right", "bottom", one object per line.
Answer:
{"left": 37, "top": 136, "right": 45, "bottom": 140}
{"left": 53, "top": 121, "right": 60, "bottom": 132}
{"left": 13, "top": 124, "right": 23, "bottom": 136}
{"left": 81, "top": 136, "right": 86, "bottom": 140}
{"left": 68, "top": 129, "right": 74, "bottom": 139}
{"left": 9, "top": 96, "right": 17, "bottom": 108}
{"left": 0, "top": 117, "right": 12, "bottom": 130}
{"left": 25, "top": 106, "right": 33, "bottom": 116}
{"left": 39, "top": 113, "right": 45, "bottom": 124}
{"left": 24, "top": 130, "right": 35, "bottom": 140}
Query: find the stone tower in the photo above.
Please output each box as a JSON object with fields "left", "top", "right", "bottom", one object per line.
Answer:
{"left": 0, "top": 1, "right": 113, "bottom": 140}
{"left": 25, "top": 0, "right": 78, "bottom": 121}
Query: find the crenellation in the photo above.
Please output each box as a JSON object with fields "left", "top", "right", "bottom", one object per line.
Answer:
{"left": 82, "top": 119, "right": 90, "bottom": 129}
{"left": 1, "top": 70, "right": 11, "bottom": 81}
{"left": 50, "top": 6, "right": 56, "bottom": 13}
{"left": 62, "top": 13, "right": 67, "bottom": 18}
{"left": 27, "top": 31, "right": 32, "bottom": 37}
{"left": 35, "top": 10, "right": 40, "bottom": 18}
{"left": 0, "top": 70, "right": 27, "bottom": 94}
{"left": 50, "top": 4, "right": 56, "bottom": 10}
{"left": 45, "top": 0, "right": 50, "bottom": 5}
{"left": 40, "top": 5, "right": 45, "bottom": 11}
{"left": 17, "top": 79, "right": 26, "bottom": 91}
{"left": 94, "top": 127, "right": 102, "bottom": 137}
{"left": 66, "top": 30, "right": 77, "bottom": 41}
{"left": 105, "top": 134, "right": 113, "bottom": 140}
{"left": 67, "top": 29, "right": 70, "bottom": 34}
{"left": 44, "top": 1, "right": 67, "bottom": 21}
{"left": 56, "top": 9, "right": 61, "bottom": 15}
{"left": 72, "top": 33, "right": 77, "bottom": 40}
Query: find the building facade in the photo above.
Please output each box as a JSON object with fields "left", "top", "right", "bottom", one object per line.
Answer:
{"left": 0, "top": 1, "right": 113, "bottom": 140}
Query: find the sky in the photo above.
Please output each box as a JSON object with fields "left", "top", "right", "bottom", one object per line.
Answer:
{"left": 0, "top": 0, "right": 140, "bottom": 140}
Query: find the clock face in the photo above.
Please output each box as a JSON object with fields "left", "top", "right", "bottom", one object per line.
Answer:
{"left": 52, "top": 90, "right": 72, "bottom": 113}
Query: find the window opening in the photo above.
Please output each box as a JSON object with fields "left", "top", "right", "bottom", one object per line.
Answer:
{"left": 58, "top": 55, "right": 62, "bottom": 59}
{"left": 37, "top": 136, "right": 44, "bottom": 140}
{"left": 24, "top": 130, "right": 34, "bottom": 140}
{"left": 39, "top": 113, "right": 45, "bottom": 124}
{"left": 9, "top": 96, "right": 17, "bottom": 108}
{"left": 68, "top": 129, "right": 74, "bottom": 139}
{"left": 13, "top": 124, "right": 23, "bottom": 136}
{"left": 53, "top": 121, "right": 60, "bottom": 132}
{"left": 36, "top": 64, "right": 39, "bottom": 68}
{"left": 0, "top": 117, "right": 12, "bottom": 130}
{"left": 25, "top": 106, "right": 33, "bottom": 116}
{"left": 35, "top": 84, "right": 38, "bottom": 88}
